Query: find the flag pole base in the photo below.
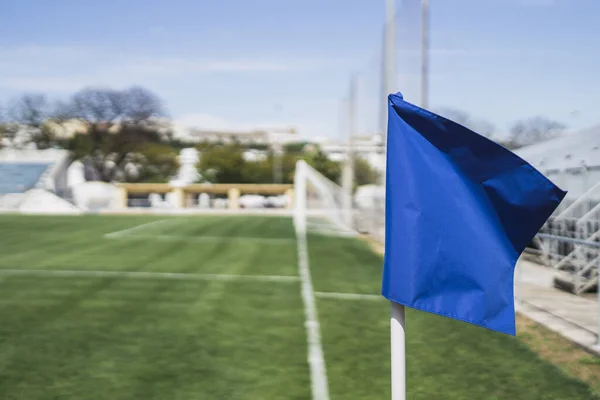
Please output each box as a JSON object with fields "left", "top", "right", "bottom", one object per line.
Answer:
{"left": 391, "top": 301, "right": 406, "bottom": 400}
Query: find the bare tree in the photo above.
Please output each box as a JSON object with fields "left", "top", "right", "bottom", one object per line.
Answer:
{"left": 68, "top": 86, "right": 165, "bottom": 130}
{"left": 2, "top": 87, "right": 173, "bottom": 180}
{"left": 64, "top": 86, "right": 171, "bottom": 182}
{"left": 8, "top": 94, "right": 50, "bottom": 128}
{"left": 2, "top": 94, "right": 54, "bottom": 147}
{"left": 509, "top": 116, "right": 565, "bottom": 148}
{"left": 121, "top": 86, "right": 164, "bottom": 125}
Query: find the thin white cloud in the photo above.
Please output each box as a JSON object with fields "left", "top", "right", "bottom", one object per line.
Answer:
{"left": 0, "top": 45, "right": 337, "bottom": 92}
{"left": 0, "top": 77, "right": 84, "bottom": 92}
{"left": 0, "top": 45, "right": 93, "bottom": 59}
{"left": 123, "top": 58, "right": 293, "bottom": 74}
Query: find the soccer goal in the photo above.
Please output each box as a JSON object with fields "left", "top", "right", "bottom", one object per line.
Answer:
{"left": 293, "top": 159, "right": 357, "bottom": 237}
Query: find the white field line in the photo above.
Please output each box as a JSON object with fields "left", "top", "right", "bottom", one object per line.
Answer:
{"left": 295, "top": 228, "right": 330, "bottom": 400}
{"left": 315, "top": 292, "right": 383, "bottom": 301}
{"left": 106, "top": 233, "right": 295, "bottom": 244}
{"left": 104, "top": 219, "right": 177, "bottom": 238}
{"left": 0, "top": 269, "right": 300, "bottom": 283}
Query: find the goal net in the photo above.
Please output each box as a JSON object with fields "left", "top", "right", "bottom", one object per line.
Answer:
{"left": 293, "top": 160, "right": 357, "bottom": 237}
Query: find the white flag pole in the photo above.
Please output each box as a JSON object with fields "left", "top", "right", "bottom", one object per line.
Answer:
{"left": 391, "top": 302, "right": 406, "bottom": 400}
{"left": 389, "top": 0, "right": 430, "bottom": 398}
{"left": 382, "top": 0, "right": 404, "bottom": 398}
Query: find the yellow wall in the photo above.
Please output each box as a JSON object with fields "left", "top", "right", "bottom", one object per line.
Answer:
{"left": 116, "top": 183, "right": 294, "bottom": 209}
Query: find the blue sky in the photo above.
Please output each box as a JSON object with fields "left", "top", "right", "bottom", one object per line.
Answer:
{"left": 0, "top": 0, "right": 598, "bottom": 140}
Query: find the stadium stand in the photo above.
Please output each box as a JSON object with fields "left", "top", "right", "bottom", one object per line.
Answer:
{"left": 0, "top": 163, "right": 52, "bottom": 194}
{"left": 0, "top": 148, "right": 78, "bottom": 213}
{"left": 516, "top": 125, "right": 600, "bottom": 295}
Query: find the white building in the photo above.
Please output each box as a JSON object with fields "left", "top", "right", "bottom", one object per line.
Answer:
{"left": 184, "top": 127, "right": 298, "bottom": 147}
{"left": 319, "top": 133, "right": 386, "bottom": 172}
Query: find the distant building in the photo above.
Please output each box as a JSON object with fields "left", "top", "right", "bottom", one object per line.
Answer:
{"left": 242, "top": 149, "right": 268, "bottom": 162}
{"left": 185, "top": 127, "right": 298, "bottom": 147}
{"left": 45, "top": 120, "right": 89, "bottom": 139}
{"left": 44, "top": 117, "right": 173, "bottom": 140}
{"left": 319, "top": 133, "right": 386, "bottom": 172}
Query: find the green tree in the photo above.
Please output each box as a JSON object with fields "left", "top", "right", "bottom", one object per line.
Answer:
{"left": 281, "top": 153, "right": 300, "bottom": 184}
{"left": 354, "top": 156, "right": 380, "bottom": 187}
{"left": 68, "top": 125, "right": 175, "bottom": 182}
{"left": 133, "top": 143, "right": 179, "bottom": 183}
{"left": 242, "top": 154, "right": 273, "bottom": 184}
{"left": 195, "top": 143, "right": 376, "bottom": 186}
{"left": 284, "top": 141, "right": 309, "bottom": 154}
{"left": 169, "top": 137, "right": 197, "bottom": 150}
{"left": 197, "top": 144, "right": 246, "bottom": 183}
{"left": 196, "top": 140, "right": 225, "bottom": 151}
{"left": 303, "top": 149, "right": 341, "bottom": 183}
{"left": 245, "top": 142, "right": 269, "bottom": 151}
{"left": 239, "top": 151, "right": 300, "bottom": 184}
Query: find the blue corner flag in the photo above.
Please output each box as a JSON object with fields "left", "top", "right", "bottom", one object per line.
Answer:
{"left": 382, "top": 93, "right": 566, "bottom": 335}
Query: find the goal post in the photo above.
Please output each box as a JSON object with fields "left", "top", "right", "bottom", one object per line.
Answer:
{"left": 294, "top": 159, "right": 356, "bottom": 237}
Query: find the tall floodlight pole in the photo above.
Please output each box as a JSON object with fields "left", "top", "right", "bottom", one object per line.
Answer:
{"left": 273, "top": 142, "right": 283, "bottom": 184}
{"left": 342, "top": 75, "right": 357, "bottom": 228}
{"left": 379, "top": 0, "right": 396, "bottom": 186}
{"left": 421, "top": 0, "right": 430, "bottom": 109}
{"left": 380, "top": 0, "right": 396, "bottom": 183}
{"left": 382, "top": 0, "right": 396, "bottom": 143}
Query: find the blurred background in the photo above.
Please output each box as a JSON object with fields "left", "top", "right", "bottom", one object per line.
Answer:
{"left": 2, "top": 1, "right": 597, "bottom": 212}
{"left": 1, "top": 1, "right": 600, "bottom": 399}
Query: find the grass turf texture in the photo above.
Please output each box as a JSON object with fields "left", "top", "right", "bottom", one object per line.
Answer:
{"left": 0, "top": 214, "right": 597, "bottom": 399}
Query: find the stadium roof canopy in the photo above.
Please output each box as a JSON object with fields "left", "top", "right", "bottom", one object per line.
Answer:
{"left": 516, "top": 124, "right": 600, "bottom": 172}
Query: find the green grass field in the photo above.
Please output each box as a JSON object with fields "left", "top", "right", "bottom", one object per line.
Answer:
{"left": 0, "top": 214, "right": 597, "bottom": 399}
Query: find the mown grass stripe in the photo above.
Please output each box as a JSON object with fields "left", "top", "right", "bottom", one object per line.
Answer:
{"left": 0, "top": 269, "right": 300, "bottom": 283}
